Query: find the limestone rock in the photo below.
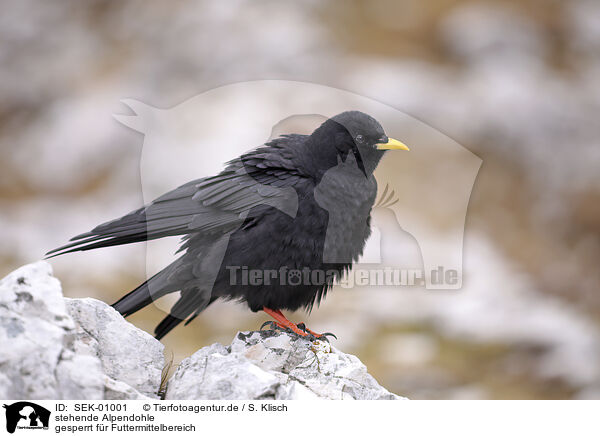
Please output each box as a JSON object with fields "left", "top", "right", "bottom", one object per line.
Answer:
{"left": 0, "top": 262, "right": 162, "bottom": 399}
{"left": 166, "top": 330, "right": 404, "bottom": 400}
{"left": 66, "top": 297, "right": 164, "bottom": 398}
{"left": 1, "top": 262, "right": 403, "bottom": 400}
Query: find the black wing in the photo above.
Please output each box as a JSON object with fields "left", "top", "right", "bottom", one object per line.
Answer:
{"left": 46, "top": 138, "right": 305, "bottom": 258}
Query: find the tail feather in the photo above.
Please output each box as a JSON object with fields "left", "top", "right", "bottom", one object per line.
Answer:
{"left": 154, "top": 290, "right": 216, "bottom": 339}
{"left": 112, "top": 280, "right": 155, "bottom": 318}
{"left": 111, "top": 259, "right": 184, "bottom": 317}
{"left": 111, "top": 258, "right": 217, "bottom": 340}
{"left": 154, "top": 315, "right": 184, "bottom": 340}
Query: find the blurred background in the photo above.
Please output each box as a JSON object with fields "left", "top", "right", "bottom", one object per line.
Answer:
{"left": 1, "top": 0, "right": 599, "bottom": 399}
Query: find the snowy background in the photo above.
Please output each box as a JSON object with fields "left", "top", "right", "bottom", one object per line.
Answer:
{"left": 1, "top": 0, "right": 600, "bottom": 399}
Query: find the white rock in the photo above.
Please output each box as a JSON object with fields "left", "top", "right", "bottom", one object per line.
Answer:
{"left": 0, "top": 261, "right": 162, "bottom": 399}
{"left": 0, "top": 261, "right": 82, "bottom": 399}
{"left": 166, "top": 330, "right": 405, "bottom": 400}
{"left": 1, "top": 262, "right": 403, "bottom": 400}
{"left": 103, "top": 376, "right": 154, "bottom": 400}
{"left": 66, "top": 297, "right": 164, "bottom": 397}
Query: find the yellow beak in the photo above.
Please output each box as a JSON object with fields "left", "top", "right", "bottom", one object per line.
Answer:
{"left": 376, "top": 137, "right": 410, "bottom": 151}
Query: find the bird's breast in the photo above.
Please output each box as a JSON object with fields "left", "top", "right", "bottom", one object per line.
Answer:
{"left": 310, "top": 172, "right": 377, "bottom": 265}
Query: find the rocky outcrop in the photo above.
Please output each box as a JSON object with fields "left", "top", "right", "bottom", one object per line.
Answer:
{"left": 0, "top": 262, "right": 403, "bottom": 400}
{"left": 0, "top": 262, "right": 164, "bottom": 399}
{"left": 166, "top": 330, "right": 403, "bottom": 400}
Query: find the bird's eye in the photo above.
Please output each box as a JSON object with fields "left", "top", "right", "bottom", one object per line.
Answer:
{"left": 355, "top": 134, "right": 364, "bottom": 143}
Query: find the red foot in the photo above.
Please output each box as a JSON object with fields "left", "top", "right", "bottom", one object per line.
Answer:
{"left": 262, "top": 307, "right": 324, "bottom": 338}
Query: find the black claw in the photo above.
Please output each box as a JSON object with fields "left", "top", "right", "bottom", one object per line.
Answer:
{"left": 293, "top": 322, "right": 337, "bottom": 341}
{"left": 261, "top": 320, "right": 336, "bottom": 342}
{"left": 260, "top": 321, "right": 277, "bottom": 331}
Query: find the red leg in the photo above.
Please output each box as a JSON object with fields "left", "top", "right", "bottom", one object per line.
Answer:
{"left": 262, "top": 307, "right": 335, "bottom": 339}
{"left": 262, "top": 307, "right": 311, "bottom": 337}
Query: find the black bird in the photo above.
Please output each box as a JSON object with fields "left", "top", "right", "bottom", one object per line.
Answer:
{"left": 47, "top": 111, "right": 409, "bottom": 340}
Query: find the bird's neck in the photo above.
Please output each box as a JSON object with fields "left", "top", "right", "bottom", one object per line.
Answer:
{"left": 357, "top": 149, "right": 386, "bottom": 175}
{"left": 300, "top": 137, "right": 384, "bottom": 181}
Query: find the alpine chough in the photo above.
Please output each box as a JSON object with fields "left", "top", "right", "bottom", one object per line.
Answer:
{"left": 47, "top": 111, "right": 409, "bottom": 339}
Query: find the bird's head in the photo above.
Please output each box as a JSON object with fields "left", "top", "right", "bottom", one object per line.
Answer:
{"left": 306, "top": 111, "right": 409, "bottom": 177}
